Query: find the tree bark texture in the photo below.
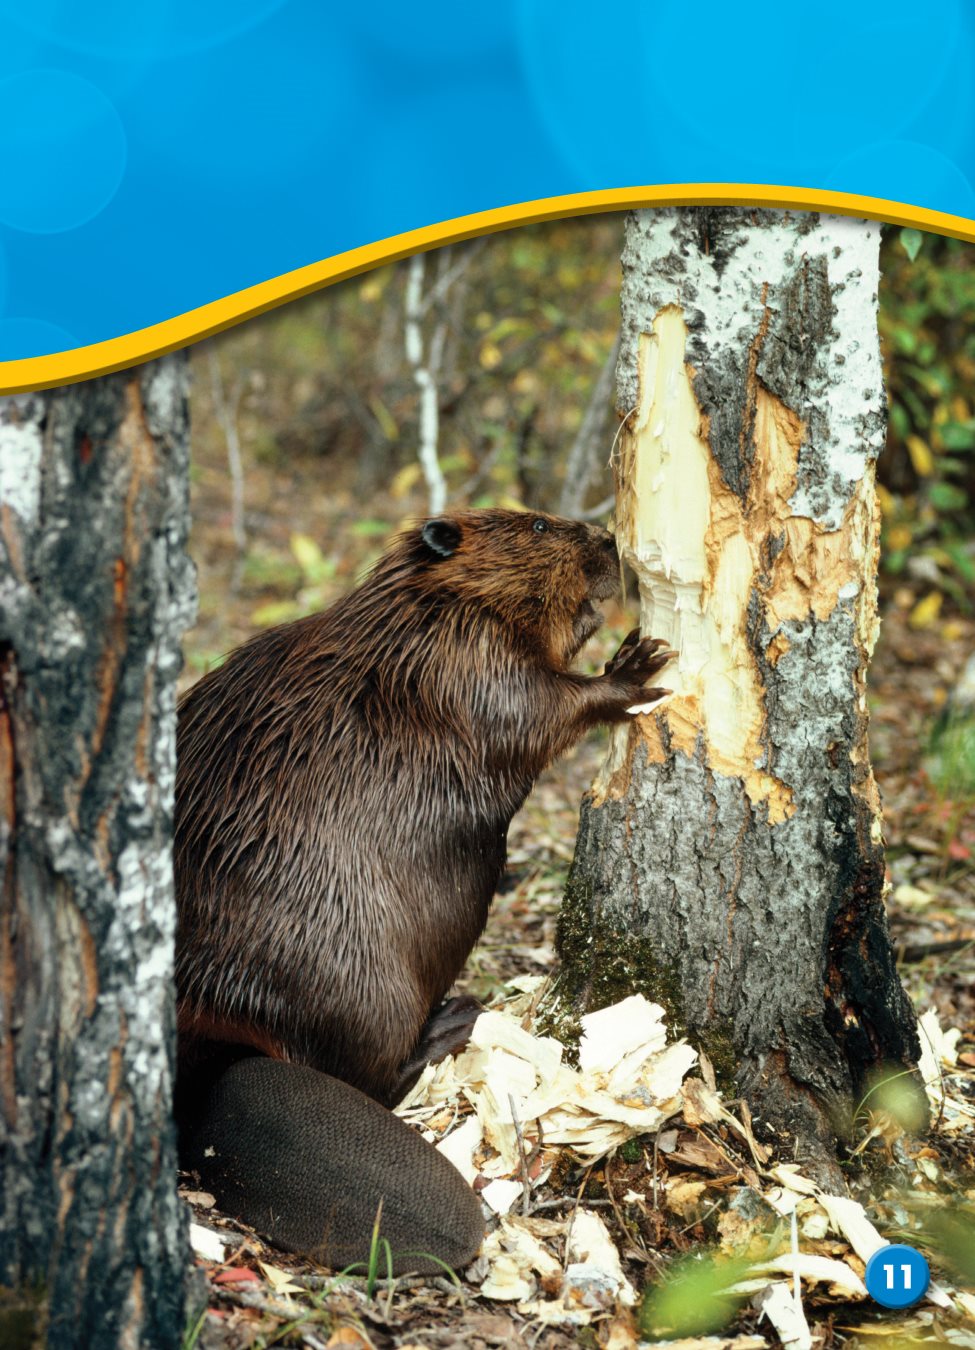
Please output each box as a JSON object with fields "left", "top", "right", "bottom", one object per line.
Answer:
{"left": 0, "top": 359, "right": 196, "bottom": 1348}
{"left": 558, "top": 209, "right": 921, "bottom": 1165}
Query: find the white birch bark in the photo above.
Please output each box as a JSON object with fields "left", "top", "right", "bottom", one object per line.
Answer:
{"left": 405, "top": 252, "right": 448, "bottom": 515}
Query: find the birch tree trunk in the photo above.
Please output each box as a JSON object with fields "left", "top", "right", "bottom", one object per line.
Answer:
{"left": 558, "top": 209, "right": 921, "bottom": 1172}
{"left": 0, "top": 359, "right": 196, "bottom": 1348}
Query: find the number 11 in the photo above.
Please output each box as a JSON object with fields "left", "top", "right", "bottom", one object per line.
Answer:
{"left": 884, "top": 1264, "right": 912, "bottom": 1289}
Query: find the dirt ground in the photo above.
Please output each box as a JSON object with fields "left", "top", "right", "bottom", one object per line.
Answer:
{"left": 178, "top": 390, "right": 975, "bottom": 1350}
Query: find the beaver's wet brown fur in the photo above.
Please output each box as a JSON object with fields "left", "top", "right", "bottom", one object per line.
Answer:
{"left": 174, "top": 508, "right": 672, "bottom": 1269}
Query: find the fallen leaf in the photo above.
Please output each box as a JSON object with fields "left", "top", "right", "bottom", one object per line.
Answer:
{"left": 667, "top": 1132, "right": 737, "bottom": 1177}
{"left": 213, "top": 1267, "right": 260, "bottom": 1286}
{"left": 326, "top": 1330, "right": 372, "bottom": 1348}
{"left": 258, "top": 1261, "right": 303, "bottom": 1296}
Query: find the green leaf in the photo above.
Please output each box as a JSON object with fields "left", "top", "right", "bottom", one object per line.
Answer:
{"left": 889, "top": 401, "right": 910, "bottom": 439}
{"left": 893, "top": 326, "right": 918, "bottom": 356}
{"left": 251, "top": 600, "right": 301, "bottom": 627}
{"left": 900, "top": 227, "right": 924, "bottom": 261}
{"left": 351, "top": 519, "right": 390, "bottom": 538}
{"left": 487, "top": 316, "right": 532, "bottom": 341}
{"left": 928, "top": 482, "right": 969, "bottom": 512}
{"left": 941, "top": 420, "right": 975, "bottom": 451}
{"left": 944, "top": 542, "right": 975, "bottom": 583}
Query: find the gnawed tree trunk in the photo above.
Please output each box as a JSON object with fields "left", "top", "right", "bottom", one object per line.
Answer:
{"left": 0, "top": 359, "right": 196, "bottom": 1348}
{"left": 558, "top": 209, "right": 921, "bottom": 1173}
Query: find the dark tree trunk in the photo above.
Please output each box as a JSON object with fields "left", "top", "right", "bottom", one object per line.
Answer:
{"left": 0, "top": 359, "right": 196, "bottom": 1348}
{"left": 558, "top": 209, "right": 921, "bottom": 1179}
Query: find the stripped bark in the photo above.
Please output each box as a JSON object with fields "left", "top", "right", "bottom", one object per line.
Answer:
{"left": 558, "top": 209, "right": 921, "bottom": 1174}
{"left": 0, "top": 359, "right": 196, "bottom": 1348}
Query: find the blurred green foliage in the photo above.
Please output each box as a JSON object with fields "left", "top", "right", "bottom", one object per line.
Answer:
{"left": 879, "top": 227, "right": 975, "bottom": 605}
{"left": 913, "top": 1202, "right": 975, "bottom": 1284}
{"left": 854, "top": 1067, "right": 930, "bottom": 1136}
{"left": 249, "top": 533, "right": 339, "bottom": 627}
{"left": 639, "top": 1252, "right": 751, "bottom": 1340}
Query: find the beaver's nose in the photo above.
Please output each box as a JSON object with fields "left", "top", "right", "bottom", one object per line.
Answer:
{"left": 587, "top": 524, "right": 618, "bottom": 556}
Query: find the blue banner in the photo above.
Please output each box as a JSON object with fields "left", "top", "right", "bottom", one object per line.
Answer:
{"left": 0, "top": 1, "right": 972, "bottom": 376}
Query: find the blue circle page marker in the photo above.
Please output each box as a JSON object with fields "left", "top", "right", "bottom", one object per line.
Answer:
{"left": 865, "top": 1245, "right": 930, "bottom": 1309}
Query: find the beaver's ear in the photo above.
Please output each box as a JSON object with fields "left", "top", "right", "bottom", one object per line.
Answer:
{"left": 421, "top": 519, "right": 461, "bottom": 559}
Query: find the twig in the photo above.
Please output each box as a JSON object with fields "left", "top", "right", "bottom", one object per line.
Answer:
{"left": 507, "top": 1093, "right": 534, "bottom": 1217}
{"left": 603, "top": 1151, "right": 646, "bottom": 1260}
{"left": 652, "top": 1126, "right": 662, "bottom": 1210}
{"left": 529, "top": 1196, "right": 613, "bottom": 1212}
{"left": 898, "top": 937, "right": 974, "bottom": 963}
{"left": 420, "top": 238, "right": 485, "bottom": 317}
{"left": 578, "top": 492, "right": 616, "bottom": 522}
{"left": 404, "top": 253, "right": 447, "bottom": 514}
{"left": 295, "top": 1272, "right": 465, "bottom": 1297}
{"left": 206, "top": 346, "right": 247, "bottom": 593}
{"left": 559, "top": 333, "right": 621, "bottom": 517}
{"left": 676, "top": 1198, "right": 724, "bottom": 1235}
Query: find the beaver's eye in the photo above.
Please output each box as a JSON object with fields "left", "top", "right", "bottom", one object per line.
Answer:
{"left": 532, "top": 518, "right": 549, "bottom": 534}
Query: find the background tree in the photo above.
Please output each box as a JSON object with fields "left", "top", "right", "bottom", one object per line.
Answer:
{"left": 0, "top": 359, "right": 195, "bottom": 1349}
{"left": 557, "top": 208, "right": 923, "bottom": 1178}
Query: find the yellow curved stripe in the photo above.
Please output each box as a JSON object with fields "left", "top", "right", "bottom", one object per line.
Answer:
{"left": 3, "top": 183, "right": 975, "bottom": 395}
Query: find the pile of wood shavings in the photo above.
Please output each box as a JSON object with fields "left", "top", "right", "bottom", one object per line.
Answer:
{"left": 384, "top": 985, "right": 975, "bottom": 1344}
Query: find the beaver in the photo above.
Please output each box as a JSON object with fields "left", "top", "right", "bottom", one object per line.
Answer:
{"left": 174, "top": 508, "right": 673, "bottom": 1272}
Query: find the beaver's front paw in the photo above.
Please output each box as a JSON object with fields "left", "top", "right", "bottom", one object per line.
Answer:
{"left": 605, "top": 633, "right": 675, "bottom": 711}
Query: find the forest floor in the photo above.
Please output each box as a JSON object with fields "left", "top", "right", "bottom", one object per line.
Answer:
{"left": 178, "top": 421, "right": 975, "bottom": 1350}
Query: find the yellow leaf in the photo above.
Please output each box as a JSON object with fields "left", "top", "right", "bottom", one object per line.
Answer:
{"left": 909, "top": 591, "right": 943, "bottom": 629}
{"left": 951, "top": 396, "right": 970, "bottom": 421}
{"left": 513, "top": 369, "right": 540, "bottom": 396}
{"left": 359, "top": 278, "right": 382, "bottom": 303}
{"left": 886, "top": 524, "right": 912, "bottom": 552}
{"left": 290, "top": 532, "right": 324, "bottom": 574}
{"left": 368, "top": 395, "right": 398, "bottom": 442}
{"left": 258, "top": 1261, "right": 303, "bottom": 1296}
{"left": 906, "top": 435, "right": 934, "bottom": 477}
{"left": 941, "top": 619, "right": 967, "bottom": 641}
{"left": 479, "top": 341, "right": 502, "bottom": 370}
{"left": 390, "top": 463, "right": 422, "bottom": 498}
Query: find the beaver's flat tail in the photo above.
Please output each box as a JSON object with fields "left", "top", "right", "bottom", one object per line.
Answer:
{"left": 179, "top": 1057, "right": 484, "bottom": 1275}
